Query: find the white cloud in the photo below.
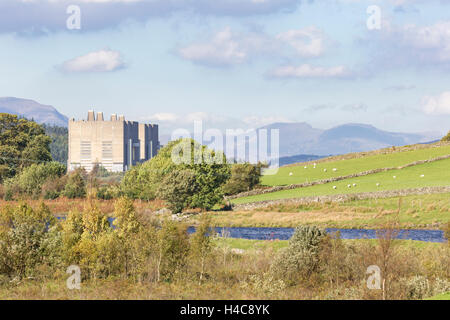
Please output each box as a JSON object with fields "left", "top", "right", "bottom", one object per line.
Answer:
{"left": 276, "top": 27, "right": 326, "bottom": 58}
{"left": 269, "top": 64, "right": 351, "bottom": 79}
{"left": 178, "top": 27, "right": 249, "bottom": 66}
{"left": 422, "top": 91, "right": 450, "bottom": 115}
{"left": 178, "top": 26, "right": 329, "bottom": 67}
{"left": 148, "top": 112, "right": 180, "bottom": 122}
{"left": 370, "top": 20, "right": 450, "bottom": 69}
{"left": 61, "top": 49, "right": 125, "bottom": 73}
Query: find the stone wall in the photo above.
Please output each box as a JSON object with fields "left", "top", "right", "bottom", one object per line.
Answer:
{"left": 232, "top": 186, "right": 450, "bottom": 211}
{"left": 227, "top": 154, "right": 450, "bottom": 200}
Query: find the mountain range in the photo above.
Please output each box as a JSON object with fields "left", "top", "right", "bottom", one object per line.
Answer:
{"left": 0, "top": 97, "right": 68, "bottom": 127}
{"left": 0, "top": 97, "right": 442, "bottom": 161}
{"left": 258, "top": 122, "right": 440, "bottom": 158}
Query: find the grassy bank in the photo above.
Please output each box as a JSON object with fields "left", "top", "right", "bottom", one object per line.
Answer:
{"left": 233, "top": 158, "right": 450, "bottom": 204}
{"left": 262, "top": 143, "right": 450, "bottom": 186}
{"left": 200, "top": 193, "right": 450, "bottom": 229}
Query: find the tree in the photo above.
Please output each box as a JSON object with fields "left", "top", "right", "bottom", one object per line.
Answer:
{"left": 222, "top": 163, "right": 263, "bottom": 195}
{"left": 42, "top": 124, "right": 68, "bottom": 164}
{"left": 4, "top": 161, "right": 66, "bottom": 199}
{"left": 156, "top": 169, "right": 196, "bottom": 213}
{"left": 442, "top": 131, "right": 450, "bottom": 142}
{"left": 0, "top": 114, "right": 52, "bottom": 181}
{"left": 190, "top": 214, "right": 215, "bottom": 284}
{"left": 63, "top": 168, "right": 86, "bottom": 199}
{"left": 121, "top": 139, "right": 231, "bottom": 212}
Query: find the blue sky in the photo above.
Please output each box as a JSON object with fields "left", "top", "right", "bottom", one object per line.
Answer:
{"left": 1, "top": 0, "right": 450, "bottom": 136}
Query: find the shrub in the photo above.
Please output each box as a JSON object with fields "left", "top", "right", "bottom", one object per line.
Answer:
{"left": 271, "top": 225, "right": 326, "bottom": 285}
{"left": 222, "top": 163, "right": 263, "bottom": 195}
{"left": 441, "top": 131, "right": 450, "bottom": 142}
{"left": 156, "top": 219, "right": 190, "bottom": 282}
{"left": 4, "top": 162, "right": 66, "bottom": 199}
{"left": 63, "top": 168, "right": 86, "bottom": 199}
{"left": 0, "top": 202, "right": 61, "bottom": 278}
{"left": 403, "top": 276, "right": 430, "bottom": 300}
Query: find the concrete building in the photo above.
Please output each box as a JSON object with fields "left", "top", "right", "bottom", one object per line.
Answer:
{"left": 68, "top": 110, "right": 159, "bottom": 172}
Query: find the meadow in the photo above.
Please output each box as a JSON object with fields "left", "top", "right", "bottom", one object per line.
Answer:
{"left": 262, "top": 143, "right": 450, "bottom": 186}
{"left": 233, "top": 157, "right": 450, "bottom": 204}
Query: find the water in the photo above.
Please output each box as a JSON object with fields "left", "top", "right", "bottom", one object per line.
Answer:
{"left": 57, "top": 217, "right": 446, "bottom": 243}
{"left": 187, "top": 226, "right": 446, "bottom": 243}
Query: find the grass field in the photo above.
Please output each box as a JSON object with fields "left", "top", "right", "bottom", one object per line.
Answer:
{"left": 233, "top": 157, "right": 450, "bottom": 204}
{"left": 202, "top": 193, "right": 450, "bottom": 229}
{"left": 262, "top": 144, "right": 450, "bottom": 186}
{"left": 425, "top": 292, "right": 450, "bottom": 300}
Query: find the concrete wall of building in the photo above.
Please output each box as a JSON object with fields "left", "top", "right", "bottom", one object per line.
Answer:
{"left": 68, "top": 111, "right": 159, "bottom": 172}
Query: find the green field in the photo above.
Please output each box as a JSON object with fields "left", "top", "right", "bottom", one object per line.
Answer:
{"left": 425, "top": 292, "right": 450, "bottom": 300}
{"left": 233, "top": 157, "right": 450, "bottom": 204}
{"left": 262, "top": 144, "right": 450, "bottom": 186}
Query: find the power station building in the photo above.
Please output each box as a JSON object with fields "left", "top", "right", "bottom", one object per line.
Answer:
{"left": 68, "top": 111, "right": 159, "bottom": 172}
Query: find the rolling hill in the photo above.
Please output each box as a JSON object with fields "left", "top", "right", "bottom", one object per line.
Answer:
{"left": 258, "top": 122, "right": 440, "bottom": 157}
{"left": 232, "top": 142, "right": 450, "bottom": 205}
{"left": 0, "top": 97, "right": 68, "bottom": 127}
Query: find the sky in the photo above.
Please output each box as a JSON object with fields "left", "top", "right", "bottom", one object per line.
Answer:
{"left": 1, "top": 0, "right": 450, "bottom": 136}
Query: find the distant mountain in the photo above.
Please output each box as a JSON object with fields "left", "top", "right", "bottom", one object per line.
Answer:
{"left": 0, "top": 97, "right": 68, "bottom": 127}
{"left": 258, "top": 122, "right": 441, "bottom": 157}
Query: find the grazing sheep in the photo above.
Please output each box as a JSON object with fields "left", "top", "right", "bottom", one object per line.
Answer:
{"left": 289, "top": 172, "right": 293, "bottom": 176}
{"left": 347, "top": 184, "right": 351, "bottom": 188}
{"left": 393, "top": 176, "right": 396, "bottom": 179}
{"left": 333, "top": 168, "right": 337, "bottom": 172}
{"left": 304, "top": 166, "right": 307, "bottom": 169}
{"left": 353, "top": 183, "right": 357, "bottom": 187}
{"left": 323, "top": 169, "right": 327, "bottom": 172}
{"left": 420, "top": 174, "right": 425, "bottom": 178}
{"left": 333, "top": 186, "right": 337, "bottom": 189}
{"left": 376, "top": 183, "right": 380, "bottom": 187}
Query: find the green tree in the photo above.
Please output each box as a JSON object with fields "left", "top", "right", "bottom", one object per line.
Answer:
{"left": 4, "top": 161, "right": 66, "bottom": 199}
{"left": 63, "top": 168, "right": 86, "bottom": 199}
{"left": 442, "top": 131, "right": 450, "bottom": 142}
{"left": 42, "top": 124, "right": 68, "bottom": 164}
{"left": 222, "top": 163, "right": 263, "bottom": 195}
{"left": 190, "top": 214, "right": 215, "bottom": 284}
{"left": 0, "top": 114, "right": 52, "bottom": 181}
{"left": 121, "top": 139, "right": 231, "bottom": 212}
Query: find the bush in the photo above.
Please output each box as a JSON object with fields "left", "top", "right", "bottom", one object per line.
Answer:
{"left": 222, "top": 163, "right": 263, "bottom": 195}
{"left": 4, "top": 162, "right": 66, "bottom": 199}
{"left": 63, "top": 168, "right": 86, "bottom": 199}
{"left": 441, "top": 131, "right": 450, "bottom": 142}
{"left": 271, "top": 225, "right": 326, "bottom": 285}
{"left": 403, "top": 276, "right": 430, "bottom": 300}
{"left": 123, "top": 139, "right": 230, "bottom": 212}
{"left": 0, "top": 203, "right": 61, "bottom": 278}
{"left": 156, "top": 219, "right": 190, "bottom": 281}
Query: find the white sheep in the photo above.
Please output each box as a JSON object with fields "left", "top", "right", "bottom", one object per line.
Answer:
{"left": 333, "top": 168, "right": 337, "bottom": 172}
{"left": 333, "top": 186, "right": 337, "bottom": 189}
{"left": 323, "top": 169, "right": 327, "bottom": 172}
{"left": 376, "top": 183, "right": 380, "bottom": 187}
{"left": 347, "top": 184, "right": 351, "bottom": 188}
{"left": 353, "top": 183, "right": 357, "bottom": 187}
{"left": 289, "top": 172, "right": 293, "bottom": 176}
{"left": 393, "top": 176, "right": 396, "bottom": 179}
{"left": 304, "top": 166, "right": 307, "bottom": 169}
{"left": 420, "top": 174, "right": 425, "bottom": 178}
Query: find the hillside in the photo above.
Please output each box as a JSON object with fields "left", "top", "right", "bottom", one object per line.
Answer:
{"left": 258, "top": 122, "right": 440, "bottom": 157}
{"left": 232, "top": 142, "right": 450, "bottom": 205}
{"left": 0, "top": 97, "right": 68, "bottom": 127}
